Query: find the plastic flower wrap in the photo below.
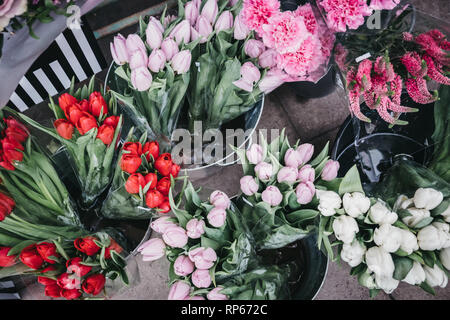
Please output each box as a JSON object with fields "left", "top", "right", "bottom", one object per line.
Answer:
{"left": 234, "top": 129, "right": 341, "bottom": 250}
{"left": 101, "top": 129, "right": 181, "bottom": 220}
{"left": 10, "top": 77, "right": 123, "bottom": 208}
{"left": 319, "top": 158, "right": 450, "bottom": 297}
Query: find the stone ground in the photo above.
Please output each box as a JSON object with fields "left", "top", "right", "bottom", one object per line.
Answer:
{"left": 19, "top": 0, "right": 450, "bottom": 300}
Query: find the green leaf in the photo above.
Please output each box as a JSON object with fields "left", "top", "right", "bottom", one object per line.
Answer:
{"left": 413, "top": 217, "right": 434, "bottom": 229}
{"left": 339, "top": 165, "right": 364, "bottom": 195}
{"left": 422, "top": 251, "right": 437, "bottom": 268}
{"left": 419, "top": 281, "right": 436, "bottom": 295}
{"left": 310, "top": 142, "right": 329, "bottom": 167}
{"left": 393, "top": 256, "right": 414, "bottom": 280}
{"left": 286, "top": 209, "right": 319, "bottom": 224}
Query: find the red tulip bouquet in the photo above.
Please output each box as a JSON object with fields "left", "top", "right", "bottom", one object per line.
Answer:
{"left": 101, "top": 129, "right": 181, "bottom": 219}
{"left": 0, "top": 113, "right": 81, "bottom": 227}
{"left": 11, "top": 77, "right": 123, "bottom": 208}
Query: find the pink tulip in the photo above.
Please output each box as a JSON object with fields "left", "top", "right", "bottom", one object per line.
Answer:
{"left": 168, "top": 281, "right": 191, "bottom": 300}
{"left": 186, "top": 218, "right": 206, "bottom": 239}
{"left": 244, "top": 39, "right": 265, "bottom": 58}
{"left": 321, "top": 160, "right": 340, "bottom": 181}
{"left": 284, "top": 148, "right": 302, "bottom": 168}
{"left": 234, "top": 12, "right": 249, "bottom": 40}
{"left": 146, "top": 21, "right": 163, "bottom": 50}
{"left": 126, "top": 34, "right": 146, "bottom": 55}
{"left": 131, "top": 67, "right": 152, "bottom": 91}
{"left": 163, "top": 14, "right": 177, "bottom": 28}
{"left": 258, "top": 49, "right": 278, "bottom": 69}
{"left": 296, "top": 144, "right": 314, "bottom": 165}
{"left": 215, "top": 10, "right": 233, "bottom": 32}
{"left": 150, "top": 216, "right": 177, "bottom": 234}
{"left": 207, "top": 207, "right": 227, "bottom": 227}
{"left": 191, "top": 26, "right": 201, "bottom": 42}
{"left": 207, "top": 287, "right": 228, "bottom": 300}
{"left": 192, "top": 269, "right": 212, "bottom": 288}
{"left": 171, "top": 50, "right": 192, "bottom": 74}
{"left": 129, "top": 49, "right": 148, "bottom": 70}
{"left": 261, "top": 186, "right": 283, "bottom": 206}
{"left": 185, "top": 296, "right": 206, "bottom": 300}
{"left": 189, "top": 247, "right": 217, "bottom": 269}
{"left": 110, "top": 34, "right": 129, "bottom": 65}
{"left": 232, "top": 79, "right": 253, "bottom": 92}
{"left": 201, "top": 0, "right": 218, "bottom": 24}
{"left": 240, "top": 176, "right": 259, "bottom": 196}
{"left": 162, "top": 226, "right": 188, "bottom": 248}
{"left": 246, "top": 143, "right": 263, "bottom": 164}
{"left": 137, "top": 238, "right": 165, "bottom": 261}
{"left": 149, "top": 16, "right": 164, "bottom": 33}
{"left": 295, "top": 181, "right": 315, "bottom": 205}
{"left": 277, "top": 166, "right": 298, "bottom": 183}
{"left": 209, "top": 190, "right": 231, "bottom": 209}
{"left": 174, "top": 255, "right": 195, "bottom": 276}
{"left": 161, "top": 38, "right": 179, "bottom": 61}
{"left": 259, "top": 68, "right": 287, "bottom": 93}
{"left": 148, "top": 49, "right": 166, "bottom": 73}
{"left": 241, "top": 62, "right": 261, "bottom": 84}
{"left": 170, "top": 20, "right": 191, "bottom": 45}
{"left": 255, "top": 162, "right": 273, "bottom": 180}
{"left": 185, "top": 1, "right": 199, "bottom": 25}
{"left": 193, "top": 0, "right": 202, "bottom": 9}
{"left": 195, "top": 15, "right": 213, "bottom": 43}
{"left": 298, "top": 164, "right": 315, "bottom": 183}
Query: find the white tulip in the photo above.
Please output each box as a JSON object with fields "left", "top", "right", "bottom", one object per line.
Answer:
{"left": 365, "top": 246, "right": 395, "bottom": 277}
{"left": 369, "top": 201, "right": 398, "bottom": 225}
{"left": 316, "top": 190, "right": 342, "bottom": 217}
{"left": 332, "top": 215, "right": 359, "bottom": 244}
{"left": 413, "top": 188, "right": 444, "bottom": 210}
{"left": 358, "top": 270, "right": 377, "bottom": 289}
{"left": 417, "top": 225, "right": 443, "bottom": 251}
{"left": 402, "top": 208, "right": 430, "bottom": 228}
{"left": 424, "top": 264, "right": 448, "bottom": 288}
{"left": 403, "top": 262, "right": 426, "bottom": 285}
{"left": 432, "top": 222, "right": 450, "bottom": 249}
{"left": 374, "top": 224, "right": 403, "bottom": 253}
{"left": 440, "top": 204, "right": 450, "bottom": 223}
{"left": 394, "top": 194, "right": 414, "bottom": 210}
{"left": 440, "top": 247, "right": 450, "bottom": 270}
{"left": 341, "top": 240, "right": 366, "bottom": 267}
{"left": 343, "top": 192, "right": 371, "bottom": 218}
{"left": 374, "top": 274, "right": 399, "bottom": 294}
{"left": 399, "top": 229, "right": 419, "bottom": 255}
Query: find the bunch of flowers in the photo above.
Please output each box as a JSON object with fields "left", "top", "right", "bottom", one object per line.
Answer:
{"left": 235, "top": 129, "right": 340, "bottom": 249}
{"left": 318, "top": 159, "right": 450, "bottom": 296}
{"left": 101, "top": 130, "right": 181, "bottom": 219}
{"left": 241, "top": 0, "right": 335, "bottom": 82}
{"left": 137, "top": 181, "right": 257, "bottom": 300}
{"left": 11, "top": 77, "right": 123, "bottom": 208}
{"left": 317, "top": 0, "right": 400, "bottom": 32}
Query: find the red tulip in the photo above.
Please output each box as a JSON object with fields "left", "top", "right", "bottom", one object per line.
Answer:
{"left": 143, "top": 141, "right": 159, "bottom": 162}
{"left": 45, "top": 284, "right": 62, "bottom": 298}
{"left": 66, "top": 257, "right": 92, "bottom": 277}
{"left": 158, "top": 198, "right": 171, "bottom": 214}
{"left": 61, "top": 288, "right": 82, "bottom": 300}
{"left": 156, "top": 177, "right": 171, "bottom": 196}
{"left": 104, "top": 239, "right": 123, "bottom": 259}
{"left": 0, "top": 247, "right": 16, "bottom": 267}
{"left": 54, "top": 119, "right": 74, "bottom": 140}
{"left": 79, "top": 99, "right": 90, "bottom": 112}
{"left": 58, "top": 93, "right": 78, "bottom": 113}
{"left": 74, "top": 236, "right": 101, "bottom": 256}
{"left": 89, "top": 92, "right": 108, "bottom": 117}
{"left": 170, "top": 163, "right": 181, "bottom": 178}
{"left": 96, "top": 124, "right": 115, "bottom": 145}
{"left": 5, "top": 117, "right": 29, "bottom": 135}
{"left": 103, "top": 115, "right": 120, "bottom": 128}
{"left": 5, "top": 126, "right": 28, "bottom": 143}
{"left": 145, "top": 189, "right": 164, "bottom": 208}
{"left": 2, "top": 136, "right": 24, "bottom": 164}
{"left": 65, "top": 104, "right": 83, "bottom": 125}
{"left": 19, "top": 244, "right": 44, "bottom": 270}
{"left": 123, "top": 142, "right": 142, "bottom": 156}
{"left": 57, "top": 272, "right": 81, "bottom": 290}
{"left": 144, "top": 173, "right": 158, "bottom": 189}
{"left": 155, "top": 153, "right": 173, "bottom": 176}
{"left": 0, "top": 155, "right": 14, "bottom": 171}
{"left": 36, "top": 242, "right": 59, "bottom": 264}
{"left": 76, "top": 112, "right": 98, "bottom": 135}
{"left": 125, "top": 173, "right": 146, "bottom": 194}
{"left": 82, "top": 274, "right": 106, "bottom": 296}
{"left": 38, "top": 266, "right": 57, "bottom": 285}
{"left": 0, "top": 192, "right": 14, "bottom": 221}
{"left": 2, "top": 136, "right": 24, "bottom": 151}
{"left": 120, "top": 154, "right": 142, "bottom": 174}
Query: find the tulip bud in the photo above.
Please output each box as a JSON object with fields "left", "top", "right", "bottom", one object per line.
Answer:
{"left": 170, "top": 20, "right": 191, "bottom": 45}
{"left": 365, "top": 246, "right": 395, "bottom": 277}
{"left": 161, "top": 38, "right": 179, "bottom": 62}
{"left": 402, "top": 207, "right": 430, "bottom": 227}
{"left": 234, "top": 12, "right": 250, "bottom": 40}
{"left": 129, "top": 49, "right": 149, "bottom": 70}
{"left": 195, "top": 15, "right": 213, "bottom": 43}
{"left": 207, "top": 287, "right": 228, "bottom": 300}
{"left": 399, "top": 229, "right": 419, "bottom": 255}
{"left": 246, "top": 144, "right": 263, "bottom": 164}
{"left": 148, "top": 49, "right": 166, "bottom": 73}
{"left": 110, "top": 34, "right": 129, "bottom": 65}
{"left": 403, "top": 261, "right": 426, "bottom": 285}
{"left": 258, "top": 49, "right": 278, "bottom": 68}
{"left": 215, "top": 10, "right": 233, "bottom": 32}
{"left": 168, "top": 281, "right": 191, "bottom": 300}
{"left": 374, "top": 224, "right": 403, "bottom": 253}
{"left": 284, "top": 148, "right": 302, "bottom": 168}
{"left": 240, "top": 176, "right": 259, "bottom": 196}
{"left": 125, "top": 173, "right": 146, "bottom": 194}
{"left": 131, "top": 67, "right": 153, "bottom": 91}
{"left": 146, "top": 21, "right": 163, "bottom": 50}
{"left": 413, "top": 188, "right": 444, "bottom": 210}
{"left": 375, "top": 274, "right": 399, "bottom": 294}
{"left": 146, "top": 189, "right": 165, "bottom": 208}
{"left": 440, "top": 247, "right": 450, "bottom": 270}
{"left": 201, "top": 0, "right": 218, "bottom": 24}
{"left": 209, "top": 190, "right": 230, "bottom": 209}
{"left": 343, "top": 192, "right": 371, "bottom": 218}
{"left": 149, "top": 16, "right": 164, "bottom": 33}
{"left": 0, "top": 247, "right": 16, "bottom": 267}
{"left": 254, "top": 162, "right": 273, "bottom": 180}
{"left": 295, "top": 181, "right": 315, "bottom": 205}
{"left": 163, "top": 226, "right": 188, "bottom": 248}
{"left": 358, "top": 270, "right": 377, "bottom": 289}
{"left": 54, "top": 119, "right": 74, "bottom": 140}
{"left": 186, "top": 218, "right": 206, "bottom": 239}
{"left": 277, "top": 166, "right": 298, "bottom": 183}
{"left": 155, "top": 153, "right": 173, "bottom": 176}
{"left": 192, "top": 269, "right": 212, "bottom": 288}
{"left": 207, "top": 207, "right": 227, "bottom": 227}
{"left": 417, "top": 225, "right": 443, "bottom": 251}
{"left": 240, "top": 61, "right": 261, "bottom": 84}
{"left": 190, "top": 26, "right": 201, "bottom": 42}
{"left": 143, "top": 140, "right": 159, "bottom": 161}
{"left": 137, "top": 238, "right": 165, "bottom": 261}
{"left": 174, "top": 255, "right": 194, "bottom": 276}
{"left": 259, "top": 68, "right": 287, "bottom": 93}
{"left": 171, "top": 50, "right": 192, "bottom": 74}
{"left": 244, "top": 39, "right": 265, "bottom": 58}
{"left": 316, "top": 190, "right": 342, "bottom": 216}
{"left": 297, "top": 164, "right": 315, "bottom": 183}
{"left": 262, "top": 186, "right": 283, "bottom": 207}
{"left": 432, "top": 222, "right": 450, "bottom": 248}
{"left": 341, "top": 240, "right": 366, "bottom": 267}
{"left": 424, "top": 264, "right": 448, "bottom": 288}
{"left": 321, "top": 160, "right": 340, "bottom": 181}
{"left": 369, "top": 201, "right": 398, "bottom": 225}
{"left": 332, "top": 215, "right": 359, "bottom": 244}
{"left": 189, "top": 247, "right": 217, "bottom": 269}
{"left": 151, "top": 216, "right": 177, "bottom": 234}
{"left": 298, "top": 143, "right": 314, "bottom": 164}
{"left": 185, "top": 1, "right": 199, "bottom": 25}
{"left": 121, "top": 154, "right": 142, "bottom": 174}
{"left": 126, "top": 34, "right": 147, "bottom": 54}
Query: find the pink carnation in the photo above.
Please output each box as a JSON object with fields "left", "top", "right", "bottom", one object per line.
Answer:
{"left": 276, "top": 36, "right": 319, "bottom": 77}
{"left": 242, "top": 0, "right": 280, "bottom": 34}
{"left": 294, "top": 4, "right": 317, "bottom": 35}
{"left": 319, "top": 0, "right": 373, "bottom": 32}
{"left": 369, "top": 0, "right": 400, "bottom": 10}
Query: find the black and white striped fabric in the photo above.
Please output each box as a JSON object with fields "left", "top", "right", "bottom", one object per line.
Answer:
{"left": 8, "top": 17, "right": 107, "bottom": 112}
{"left": 0, "top": 277, "right": 20, "bottom": 300}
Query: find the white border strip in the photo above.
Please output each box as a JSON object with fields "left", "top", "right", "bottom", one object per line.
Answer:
{"left": 49, "top": 61, "right": 71, "bottom": 89}
{"left": 33, "top": 69, "right": 58, "bottom": 96}
{"left": 71, "top": 28, "right": 102, "bottom": 74}
{"left": 18, "top": 77, "right": 43, "bottom": 105}
{"left": 9, "top": 92, "right": 29, "bottom": 112}
{"left": 55, "top": 33, "right": 87, "bottom": 82}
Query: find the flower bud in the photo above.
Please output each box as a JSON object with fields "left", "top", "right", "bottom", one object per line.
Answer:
{"left": 432, "top": 222, "right": 450, "bottom": 248}
{"left": 186, "top": 218, "right": 206, "bottom": 239}
{"left": 403, "top": 261, "right": 426, "bottom": 285}
{"left": 162, "top": 226, "right": 188, "bottom": 248}
{"left": 258, "top": 49, "right": 278, "bottom": 69}
{"left": 254, "top": 162, "right": 273, "bottom": 180}
{"left": 207, "top": 207, "right": 227, "bottom": 227}
{"left": 149, "top": 16, "right": 164, "bottom": 33}
{"left": 185, "top": 1, "right": 199, "bottom": 25}
{"left": 171, "top": 50, "right": 192, "bottom": 74}
{"left": 295, "top": 181, "right": 315, "bottom": 205}
{"left": 192, "top": 269, "right": 212, "bottom": 288}
{"left": 333, "top": 215, "right": 359, "bottom": 244}
{"left": 207, "top": 287, "right": 228, "bottom": 300}
{"left": 110, "top": 34, "right": 129, "bottom": 65}
{"left": 402, "top": 207, "right": 430, "bottom": 227}
{"left": 277, "top": 166, "right": 298, "bottom": 183}
{"left": 129, "top": 49, "right": 149, "bottom": 70}
{"left": 341, "top": 240, "right": 366, "bottom": 267}
{"left": 261, "top": 186, "right": 283, "bottom": 207}
{"left": 174, "top": 255, "right": 194, "bottom": 276}
{"left": 369, "top": 201, "right": 398, "bottom": 225}
{"left": 374, "top": 224, "right": 403, "bottom": 253}
{"left": 240, "top": 176, "right": 259, "bottom": 196}
{"left": 296, "top": 143, "right": 314, "bottom": 165}
{"left": 209, "top": 190, "right": 231, "bottom": 209}
{"left": 365, "top": 246, "right": 395, "bottom": 277}
{"left": 170, "top": 20, "right": 191, "bottom": 45}
{"left": 316, "top": 190, "right": 341, "bottom": 216}
{"left": 126, "top": 34, "right": 146, "bottom": 54}
{"left": 137, "top": 238, "right": 165, "bottom": 261}
{"left": 151, "top": 216, "right": 177, "bottom": 234}
{"left": 240, "top": 61, "right": 261, "bottom": 84}
{"left": 148, "top": 49, "right": 166, "bottom": 73}
{"left": 343, "top": 192, "right": 371, "bottom": 218}
{"left": 321, "top": 160, "right": 340, "bottom": 181}
{"left": 246, "top": 144, "right": 263, "bottom": 164}
{"left": 244, "top": 39, "right": 265, "bottom": 58}
{"left": 215, "top": 10, "right": 233, "bottom": 32}
{"left": 168, "top": 281, "right": 191, "bottom": 300}
{"left": 131, "top": 67, "right": 153, "bottom": 91}
{"left": 424, "top": 264, "right": 448, "bottom": 288}
{"left": 146, "top": 21, "right": 163, "bottom": 50}
{"left": 259, "top": 67, "right": 286, "bottom": 93}
{"left": 201, "top": 0, "right": 218, "bottom": 24}
{"left": 413, "top": 188, "right": 444, "bottom": 210}
{"left": 375, "top": 274, "right": 399, "bottom": 294}
{"left": 161, "top": 38, "right": 179, "bottom": 61}
{"left": 399, "top": 229, "right": 419, "bottom": 255}
{"left": 189, "top": 247, "right": 217, "bottom": 269}
{"left": 125, "top": 173, "right": 146, "bottom": 194}
{"left": 417, "top": 225, "right": 443, "bottom": 251}
{"left": 233, "top": 12, "right": 249, "bottom": 40}
{"left": 195, "top": 15, "right": 213, "bottom": 43}
{"left": 440, "top": 247, "right": 450, "bottom": 270}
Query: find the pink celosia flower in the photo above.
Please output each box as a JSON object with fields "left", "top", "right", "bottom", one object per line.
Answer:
{"left": 405, "top": 78, "right": 437, "bottom": 104}
{"left": 402, "top": 32, "right": 414, "bottom": 42}
{"left": 356, "top": 59, "right": 372, "bottom": 90}
{"left": 415, "top": 33, "right": 450, "bottom": 66}
{"left": 319, "top": 0, "right": 373, "bottom": 32}
{"left": 369, "top": 0, "right": 400, "bottom": 10}
{"left": 242, "top": 0, "right": 280, "bottom": 34}
{"left": 276, "top": 36, "right": 320, "bottom": 76}
{"left": 261, "top": 11, "right": 308, "bottom": 53}
{"left": 425, "top": 30, "right": 450, "bottom": 50}
{"left": 401, "top": 52, "right": 428, "bottom": 78}
{"left": 422, "top": 54, "right": 450, "bottom": 85}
